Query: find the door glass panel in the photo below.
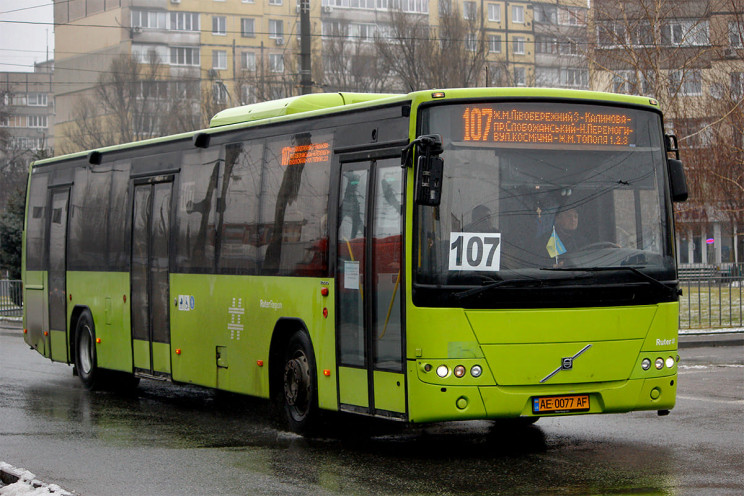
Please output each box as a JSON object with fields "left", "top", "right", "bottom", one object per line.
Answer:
{"left": 48, "top": 190, "right": 68, "bottom": 332}
{"left": 131, "top": 186, "right": 150, "bottom": 342}
{"left": 372, "top": 163, "right": 403, "bottom": 371}
{"left": 337, "top": 168, "right": 368, "bottom": 367}
{"left": 151, "top": 183, "right": 171, "bottom": 343}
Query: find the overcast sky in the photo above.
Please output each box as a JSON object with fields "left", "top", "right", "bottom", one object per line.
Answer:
{"left": 0, "top": 1, "right": 54, "bottom": 72}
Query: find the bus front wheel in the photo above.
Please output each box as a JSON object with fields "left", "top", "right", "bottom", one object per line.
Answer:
{"left": 281, "top": 331, "right": 319, "bottom": 434}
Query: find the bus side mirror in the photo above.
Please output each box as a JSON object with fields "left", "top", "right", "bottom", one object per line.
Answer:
{"left": 668, "top": 158, "right": 688, "bottom": 203}
{"left": 412, "top": 135, "right": 444, "bottom": 206}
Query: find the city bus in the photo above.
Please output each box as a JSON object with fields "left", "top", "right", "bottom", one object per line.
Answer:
{"left": 22, "top": 88, "right": 688, "bottom": 432}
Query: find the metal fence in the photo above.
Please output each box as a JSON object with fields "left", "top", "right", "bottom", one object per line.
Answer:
{"left": 679, "top": 274, "right": 744, "bottom": 330}
{"left": 0, "top": 279, "right": 23, "bottom": 318}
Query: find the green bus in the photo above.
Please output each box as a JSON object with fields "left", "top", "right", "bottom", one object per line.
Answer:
{"left": 22, "top": 88, "right": 688, "bottom": 432}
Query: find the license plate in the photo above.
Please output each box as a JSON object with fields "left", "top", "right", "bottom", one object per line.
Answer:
{"left": 532, "top": 394, "right": 590, "bottom": 414}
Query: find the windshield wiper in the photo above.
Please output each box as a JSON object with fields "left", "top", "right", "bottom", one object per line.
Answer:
{"left": 452, "top": 273, "right": 590, "bottom": 301}
{"left": 540, "top": 266, "right": 678, "bottom": 296}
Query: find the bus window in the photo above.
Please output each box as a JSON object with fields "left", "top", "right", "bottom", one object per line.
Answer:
{"left": 176, "top": 149, "right": 221, "bottom": 272}
{"left": 25, "top": 172, "right": 48, "bottom": 271}
{"left": 260, "top": 132, "right": 332, "bottom": 276}
{"left": 218, "top": 141, "right": 263, "bottom": 274}
{"left": 69, "top": 165, "right": 112, "bottom": 270}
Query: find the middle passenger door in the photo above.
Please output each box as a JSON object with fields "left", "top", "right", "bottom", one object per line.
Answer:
{"left": 336, "top": 156, "right": 406, "bottom": 419}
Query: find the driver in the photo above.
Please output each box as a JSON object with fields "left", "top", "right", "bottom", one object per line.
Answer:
{"left": 545, "top": 205, "right": 588, "bottom": 261}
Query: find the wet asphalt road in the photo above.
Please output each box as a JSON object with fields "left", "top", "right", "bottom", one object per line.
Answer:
{"left": 1, "top": 322, "right": 742, "bottom": 496}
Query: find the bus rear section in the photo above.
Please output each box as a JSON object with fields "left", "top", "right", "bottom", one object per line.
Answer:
{"left": 404, "top": 96, "right": 684, "bottom": 423}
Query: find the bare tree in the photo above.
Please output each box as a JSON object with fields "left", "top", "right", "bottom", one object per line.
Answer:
{"left": 320, "top": 19, "right": 392, "bottom": 93}
{"left": 62, "top": 54, "right": 201, "bottom": 153}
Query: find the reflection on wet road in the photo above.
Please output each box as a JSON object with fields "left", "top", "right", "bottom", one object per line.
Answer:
{"left": 1, "top": 327, "right": 742, "bottom": 495}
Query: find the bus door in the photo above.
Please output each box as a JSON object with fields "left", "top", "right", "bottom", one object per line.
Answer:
{"left": 336, "top": 157, "right": 406, "bottom": 419}
{"left": 131, "top": 175, "right": 174, "bottom": 377}
{"left": 47, "top": 187, "right": 70, "bottom": 362}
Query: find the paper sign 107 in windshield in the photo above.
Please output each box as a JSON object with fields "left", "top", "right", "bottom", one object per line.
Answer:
{"left": 449, "top": 233, "right": 502, "bottom": 271}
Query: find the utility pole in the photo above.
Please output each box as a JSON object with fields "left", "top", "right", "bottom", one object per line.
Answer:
{"left": 299, "top": 0, "right": 312, "bottom": 94}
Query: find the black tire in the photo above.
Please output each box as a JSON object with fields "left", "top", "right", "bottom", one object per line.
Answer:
{"left": 281, "top": 331, "right": 319, "bottom": 434}
{"left": 74, "top": 310, "right": 104, "bottom": 390}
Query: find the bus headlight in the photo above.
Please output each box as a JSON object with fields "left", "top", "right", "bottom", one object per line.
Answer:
{"left": 666, "top": 356, "right": 675, "bottom": 368}
{"left": 470, "top": 365, "right": 483, "bottom": 378}
{"left": 436, "top": 365, "right": 449, "bottom": 378}
{"left": 454, "top": 365, "right": 466, "bottom": 378}
{"left": 641, "top": 358, "right": 651, "bottom": 370}
{"left": 655, "top": 358, "right": 664, "bottom": 370}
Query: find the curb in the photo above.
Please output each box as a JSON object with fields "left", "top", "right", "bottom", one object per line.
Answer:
{"left": 678, "top": 332, "right": 744, "bottom": 348}
{"left": 0, "top": 463, "right": 73, "bottom": 495}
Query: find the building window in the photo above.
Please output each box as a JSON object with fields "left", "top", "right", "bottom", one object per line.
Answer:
{"left": 488, "top": 34, "right": 501, "bottom": 53}
{"left": 465, "top": 33, "right": 477, "bottom": 51}
{"left": 269, "top": 19, "right": 284, "bottom": 39}
{"left": 170, "top": 47, "right": 200, "bottom": 66}
{"left": 512, "top": 5, "right": 524, "bottom": 24}
{"left": 536, "top": 35, "right": 557, "bottom": 54}
{"left": 241, "top": 18, "right": 255, "bottom": 37}
{"left": 534, "top": 4, "right": 556, "bottom": 24}
{"left": 27, "top": 93, "right": 48, "bottom": 106}
{"left": 27, "top": 115, "right": 48, "bottom": 128}
{"left": 241, "top": 85, "right": 256, "bottom": 105}
{"left": 487, "top": 3, "right": 500, "bottom": 22}
{"left": 212, "top": 82, "right": 228, "bottom": 104}
{"left": 241, "top": 52, "right": 256, "bottom": 71}
{"left": 268, "top": 0, "right": 283, "bottom": 4}
{"left": 558, "top": 7, "right": 586, "bottom": 26}
{"left": 269, "top": 54, "right": 284, "bottom": 72}
{"left": 670, "top": 70, "right": 702, "bottom": 96}
{"left": 463, "top": 1, "right": 476, "bottom": 20}
{"left": 438, "top": 0, "right": 451, "bottom": 16}
{"left": 560, "top": 69, "right": 588, "bottom": 88}
{"left": 730, "top": 21, "right": 743, "bottom": 48}
{"left": 732, "top": 72, "right": 744, "bottom": 97}
{"left": 513, "top": 36, "right": 525, "bottom": 55}
{"left": 514, "top": 67, "right": 525, "bottom": 86}
{"left": 212, "top": 50, "right": 227, "bottom": 70}
{"left": 598, "top": 21, "right": 626, "bottom": 47}
{"left": 132, "top": 44, "right": 168, "bottom": 64}
{"left": 662, "top": 20, "right": 709, "bottom": 46}
{"left": 131, "top": 10, "right": 167, "bottom": 30}
{"left": 170, "top": 12, "right": 198, "bottom": 32}
{"left": 170, "top": 12, "right": 199, "bottom": 32}
{"left": 212, "top": 16, "right": 227, "bottom": 35}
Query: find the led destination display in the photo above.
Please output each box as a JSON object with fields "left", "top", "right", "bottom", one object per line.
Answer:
{"left": 460, "top": 106, "right": 635, "bottom": 147}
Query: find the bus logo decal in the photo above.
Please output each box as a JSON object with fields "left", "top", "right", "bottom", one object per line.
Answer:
{"left": 540, "top": 344, "right": 592, "bottom": 383}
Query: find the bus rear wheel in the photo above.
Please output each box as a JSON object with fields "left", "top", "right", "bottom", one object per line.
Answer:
{"left": 281, "top": 332, "right": 319, "bottom": 434}
{"left": 74, "top": 310, "right": 102, "bottom": 390}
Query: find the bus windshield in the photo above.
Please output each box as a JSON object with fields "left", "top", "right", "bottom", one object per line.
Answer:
{"left": 414, "top": 101, "right": 676, "bottom": 308}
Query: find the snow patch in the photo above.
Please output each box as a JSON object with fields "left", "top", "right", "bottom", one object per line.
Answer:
{"left": 0, "top": 463, "right": 72, "bottom": 496}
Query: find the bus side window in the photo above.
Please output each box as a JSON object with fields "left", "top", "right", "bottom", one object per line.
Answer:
{"left": 218, "top": 141, "right": 263, "bottom": 274}
{"left": 68, "top": 164, "right": 112, "bottom": 271}
{"left": 260, "top": 132, "right": 332, "bottom": 276}
{"left": 176, "top": 149, "right": 221, "bottom": 272}
{"left": 25, "top": 172, "right": 49, "bottom": 271}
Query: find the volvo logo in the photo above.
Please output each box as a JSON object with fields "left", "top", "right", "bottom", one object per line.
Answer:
{"left": 540, "top": 344, "right": 592, "bottom": 383}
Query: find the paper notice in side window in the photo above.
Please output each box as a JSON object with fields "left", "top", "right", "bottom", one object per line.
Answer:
{"left": 344, "top": 260, "right": 360, "bottom": 289}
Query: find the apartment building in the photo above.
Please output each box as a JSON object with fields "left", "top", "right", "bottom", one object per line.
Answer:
{"left": 0, "top": 61, "right": 55, "bottom": 156}
{"left": 591, "top": 0, "right": 744, "bottom": 267}
{"left": 53, "top": 0, "right": 591, "bottom": 153}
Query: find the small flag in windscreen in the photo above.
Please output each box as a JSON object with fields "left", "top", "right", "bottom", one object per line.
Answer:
{"left": 546, "top": 226, "right": 567, "bottom": 259}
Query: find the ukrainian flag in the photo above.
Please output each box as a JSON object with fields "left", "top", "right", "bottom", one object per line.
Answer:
{"left": 546, "top": 226, "right": 567, "bottom": 258}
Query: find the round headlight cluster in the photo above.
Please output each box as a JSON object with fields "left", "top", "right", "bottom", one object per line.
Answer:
{"left": 425, "top": 363, "right": 484, "bottom": 379}
{"left": 643, "top": 356, "right": 677, "bottom": 371}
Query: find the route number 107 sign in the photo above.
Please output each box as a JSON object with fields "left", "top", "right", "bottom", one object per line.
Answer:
{"left": 449, "top": 233, "right": 502, "bottom": 271}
